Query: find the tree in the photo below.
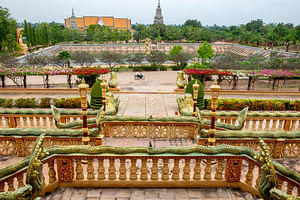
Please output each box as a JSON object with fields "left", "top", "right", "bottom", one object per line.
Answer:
{"left": 197, "top": 41, "right": 214, "bottom": 65}
{"left": 165, "top": 25, "right": 183, "bottom": 41}
{"left": 146, "top": 51, "right": 168, "bottom": 65}
{"left": 57, "top": 51, "right": 72, "bottom": 67}
{"left": 48, "top": 55, "right": 65, "bottom": 68}
{"left": 26, "top": 55, "right": 49, "bottom": 68}
{"left": 63, "top": 28, "right": 84, "bottom": 43}
{"left": 147, "top": 24, "right": 166, "bottom": 41}
{"left": 124, "top": 53, "right": 145, "bottom": 66}
{"left": 184, "top": 19, "right": 202, "bottom": 28}
{"left": 0, "top": 6, "right": 18, "bottom": 52}
{"left": 245, "top": 19, "right": 264, "bottom": 33}
{"left": 295, "top": 25, "right": 300, "bottom": 41}
{"left": 0, "top": 52, "right": 18, "bottom": 68}
{"left": 86, "top": 24, "right": 100, "bottom": 41}
{"left": 100, "top": 51, "right": 122, "bottom": 71}
{"left": 118, "top": 30, "right": 131, "bottom": 42}
{"left": 169, "top": 45, "right": 192, "bottom": 66}
{"left": 49, "top": 22, "right": 65, "bottom": 44}
{"left": 133, "top": 24, "right": 148, "bottom": 42}
{"left": 71, "top": 51, "right": 95, "bottom": 66}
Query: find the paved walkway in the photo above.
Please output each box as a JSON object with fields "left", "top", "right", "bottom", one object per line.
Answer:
{"left": 43, "top": 187, "right": 256, "bottom": 200}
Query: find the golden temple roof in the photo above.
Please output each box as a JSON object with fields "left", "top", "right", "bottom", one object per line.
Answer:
{"left": 65, "top": 16, "right": 132, "bottom": 31}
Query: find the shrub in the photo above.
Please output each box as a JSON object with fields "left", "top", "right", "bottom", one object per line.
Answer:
{"left": 90, "top": 80, "right": 108, "bottom": 109}
{"left": 204, "top": 99, "right": 300, "bottom": 111}
{"left": 170, "top": 65, "right": 184, "bottom": 71}
{"left": 4, "top": 99, "right": 13, "bottom": 108}
{"left": 55, "top": 98, "right": 81, "bottom": 108}
{"left": 15, "top": 98, "right": 36, "bottom": 108}
{"left": 159, "top": 65, "right": 168, "bottom": 71}
{"left": 185, "top": 79, "right": 205, "bottom": 109}
{"left": 132, "top": 65, "right": 159, "bottom": 71}
{"left": 0, "top": 98, "right": 5, "bottom": 107}
{"left": 40, "top": 98, "right": 51, "bottom": 108}
{"left": 114, "top": 66, "right": 131, "bottom": 72}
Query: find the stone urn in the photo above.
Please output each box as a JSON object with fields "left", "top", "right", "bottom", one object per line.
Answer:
{"left": 108, "top": 72, "right": 118, "bottom": 88}
{"left": 176, "top": 71, "right": 186, "bottom": 89}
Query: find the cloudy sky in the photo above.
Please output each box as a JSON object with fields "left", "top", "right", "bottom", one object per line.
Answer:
{"left": 0, "top": 0, "right": 299, "bottom": 26}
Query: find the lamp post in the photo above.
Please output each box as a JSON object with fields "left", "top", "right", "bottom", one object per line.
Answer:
{"left": 79, "top": 78, "right": 89, "bottom": 145}
{"left": 101, "top": 82, "right": 107, "bottom": 112}
{"left": 192, "top": 82, "right": 199, "bottom": 116}
{"left": 208, "top": 79, "right": 220, "bottom": 147}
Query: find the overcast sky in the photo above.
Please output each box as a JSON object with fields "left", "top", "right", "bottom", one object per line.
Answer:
{"left": 0, "top": 0, "right": 299, "bottom": 26}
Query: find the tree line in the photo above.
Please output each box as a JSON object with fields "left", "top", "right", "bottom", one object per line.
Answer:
{"left": 18, "top": 19, "right": 300, "bottom": 52}
{"left": 133, "top": 19, "right": 300, "bottom": 49}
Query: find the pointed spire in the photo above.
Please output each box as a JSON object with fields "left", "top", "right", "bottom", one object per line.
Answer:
{"left": 70, "top": 7, "right": 78, "bottom": 29}
{"left": 154, "top": 0, "right": 163, "bottom": 24}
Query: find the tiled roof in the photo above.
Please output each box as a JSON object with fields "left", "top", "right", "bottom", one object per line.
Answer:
{"left": 101, "top": 17, "right": 114, "bottom": 27}
{"left": 75, "top": 18, "right": 84, "bottom": 28}
{"left": 65, "top": 16, "right": 132, "bottom": 31}
{"left": 84, "top": 16, "right": 100, "bottom": 27}
{"left": 114, "top": 18, "right": 128, "bottom": 28}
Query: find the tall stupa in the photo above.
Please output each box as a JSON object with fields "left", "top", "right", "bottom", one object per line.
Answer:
{"left": 69, "top": 8, "right": 78, "bottom": 29}
{"left": 153, "top": 0, "right": 164, "bottom": 24}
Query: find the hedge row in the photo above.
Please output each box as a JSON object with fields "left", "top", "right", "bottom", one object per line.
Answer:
{"left": 0, "top": 98, "right": 299, "bottom": 111}
{"left": 0, "top": 98, "right": 81, "bottom": 109}
{"left": 205, "top": 99, "right": 300, "bottom": 111}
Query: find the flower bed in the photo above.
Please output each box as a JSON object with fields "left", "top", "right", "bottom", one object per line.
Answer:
{"left": 250, "top": 70, "right": 300, "bottom": 78}
{"left": 0, "top": 67, "right": 109, "bottom": 76}
{"left": 184, "top": 69, "right": 234, "bottom": 76}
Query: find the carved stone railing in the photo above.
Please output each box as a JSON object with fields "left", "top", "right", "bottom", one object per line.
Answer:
{"left": 102, "top": 116, "right": 198, "bottom": 138}
{"left": 1, "top": 109, "right": 299, "bottom": 132}
{"left": 0, "top": 145, "right": 299, "bottom": 198}
{"left": 202, "top": 111, "right": 300, "bottom": 131}
{"left": 0, "top": 135, "right": 103, "bottom": 157}
{"left": 197, "top": 138, "right": 300, "bottom": 159}
{"left": 0, "top": 109, "right": 98, "bottom": 129}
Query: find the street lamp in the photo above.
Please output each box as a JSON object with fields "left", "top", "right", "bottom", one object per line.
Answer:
{"left": 79, "top": 78, "right": 89, "bottom": 145}
{"left": 208, "top": 79, "right": 220, "bottom": 146}
{"left": 100, "top": 82, "right": 107, "bottom": 112}
{"left": 192, "top": 82, "right": 199, "bottom": 116}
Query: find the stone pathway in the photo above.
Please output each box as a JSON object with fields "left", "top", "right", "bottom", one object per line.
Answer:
{"left": 43, "top": 187, "right": 257, "bottom": 200}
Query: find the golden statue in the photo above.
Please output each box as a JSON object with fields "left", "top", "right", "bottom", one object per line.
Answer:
{"left": 145, "top": 38, "right": 151, "bottom": 55}
{"left": 17, "top": 28, "right": 28, "bottom": 55}
{"left": 193, "top": 57, "right": 197, "bottom": 64}
{"left": 176, "top": 71, "right": 186, "bottom": 89}
{"left": 108, "top": 72, "right": 118, "bottom": 88}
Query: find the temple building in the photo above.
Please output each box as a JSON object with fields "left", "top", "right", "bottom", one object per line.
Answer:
{"left": 153, "top": 0, "right": 164, "bottom": 24}
{"left": 64, "top": 9, "right": 132, "bottom": 32}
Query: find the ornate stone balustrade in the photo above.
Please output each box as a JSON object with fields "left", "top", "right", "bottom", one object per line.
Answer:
{"left": 0, "top": 135, "right": 102, "bottom": 157}
{"left": 0, "top": 145, "right": 299, "bottom": 198}
{"left": 202, "top": 111, "right": 300, "bottom": 131}
{"left": 197, "top": 138, "right": 300, "bottom": 158}
{"left": 103, "top": 121, "right": 197, "bottom": 138}
{"left": 0, "top": 109, "right": 98, "bottom": 129}
{"left": 1, "top": 109, "right": 299, "bottom": 131}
